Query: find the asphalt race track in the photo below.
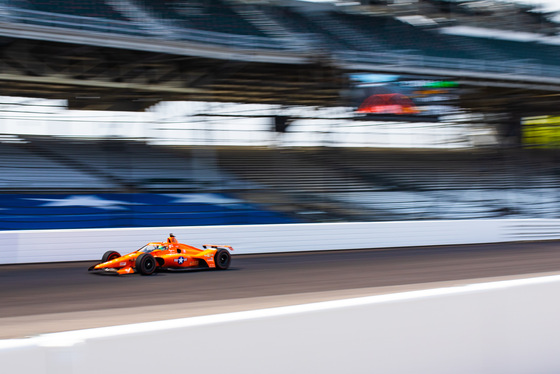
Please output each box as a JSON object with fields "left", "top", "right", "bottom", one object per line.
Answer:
{"left": 2, "top": 241, "right": 560, "bottom": 338}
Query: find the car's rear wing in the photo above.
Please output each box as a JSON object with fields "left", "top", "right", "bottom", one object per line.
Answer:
{"left": 203, "top": 244, "right": 234, "bottom": 251}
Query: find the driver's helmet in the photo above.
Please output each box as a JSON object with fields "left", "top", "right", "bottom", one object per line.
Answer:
{"left": 167, "top": 233, "right": 178, "bottom": 243}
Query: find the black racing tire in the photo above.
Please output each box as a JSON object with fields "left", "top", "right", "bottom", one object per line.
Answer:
{"left": 136, "top": 253, "right": 156, "bottom": 275}
{"left": 214, "top": 249, "right": 231, "bottom": 270}
{"left": 102, "top": 250, "right": 121, "bottom": 263}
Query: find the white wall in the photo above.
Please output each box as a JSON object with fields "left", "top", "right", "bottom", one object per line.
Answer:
{"left": 2, "top": 218, "right": 560, "bottom": 264}
{"left": 3, "top": 274, "right": 560, "bottom": 374}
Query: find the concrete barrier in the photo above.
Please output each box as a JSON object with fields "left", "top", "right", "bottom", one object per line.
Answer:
{"left": 2, "top": 218, "right": 560, "bottom": 264}
{"left": 2, "top": 274, "right": 560, "bottom": 374}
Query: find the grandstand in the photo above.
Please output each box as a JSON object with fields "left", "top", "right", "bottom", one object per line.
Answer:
{"left": 0, "top": 135, "right": 559, "bottom": 228}
{"left": 0, "top": 0, "right": 557, "bottom": 113}
{"left": 213, "top": 146, "right": 560, "bottom": 221}
{"left": 0, "top": 0, "right": 559, "bottom": 229}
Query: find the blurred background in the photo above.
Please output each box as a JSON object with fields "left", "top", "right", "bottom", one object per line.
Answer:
{"left": 0, "top": 0, "right": 559, "bottom": 230}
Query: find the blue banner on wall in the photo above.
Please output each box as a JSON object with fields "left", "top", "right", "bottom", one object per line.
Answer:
{"left": 0, "top": 193, "right": 298, "bottom": 230}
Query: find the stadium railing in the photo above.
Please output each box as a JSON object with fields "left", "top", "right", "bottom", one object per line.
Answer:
{"left": 0, "top": 6, "right": 146, "bottom": 36}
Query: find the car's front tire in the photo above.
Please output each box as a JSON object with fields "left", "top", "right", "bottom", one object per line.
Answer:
{"left": 101, "top": 250, "right": 121, "bottom": 263}
{"left": 136, "top": 253, "right": 156, "bottom": 275}
{"left": 214, "top": 249, "right": 231, "bottom": 270}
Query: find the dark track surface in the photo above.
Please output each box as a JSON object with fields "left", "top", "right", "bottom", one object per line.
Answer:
{"left": 2, "top": 241, "right": 560, "bottom": 320}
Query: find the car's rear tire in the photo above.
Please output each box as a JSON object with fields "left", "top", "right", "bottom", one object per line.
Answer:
{"left": 214, "top": 249, "right": 231, "bottom": 270}
{"left": 101, "top": 250, "right": 121, "bottom": 263}
{"left": 136, "top": 253, "right": 156, "bottom": 275}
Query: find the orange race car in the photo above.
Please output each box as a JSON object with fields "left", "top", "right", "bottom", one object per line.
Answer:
{"left": 88, "top": 233, "right": 233, "bottom": 275}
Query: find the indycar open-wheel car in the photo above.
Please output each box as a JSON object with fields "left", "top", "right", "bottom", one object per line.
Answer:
{"left": 88, "top": 234, "right": 233, "bottom": 275}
